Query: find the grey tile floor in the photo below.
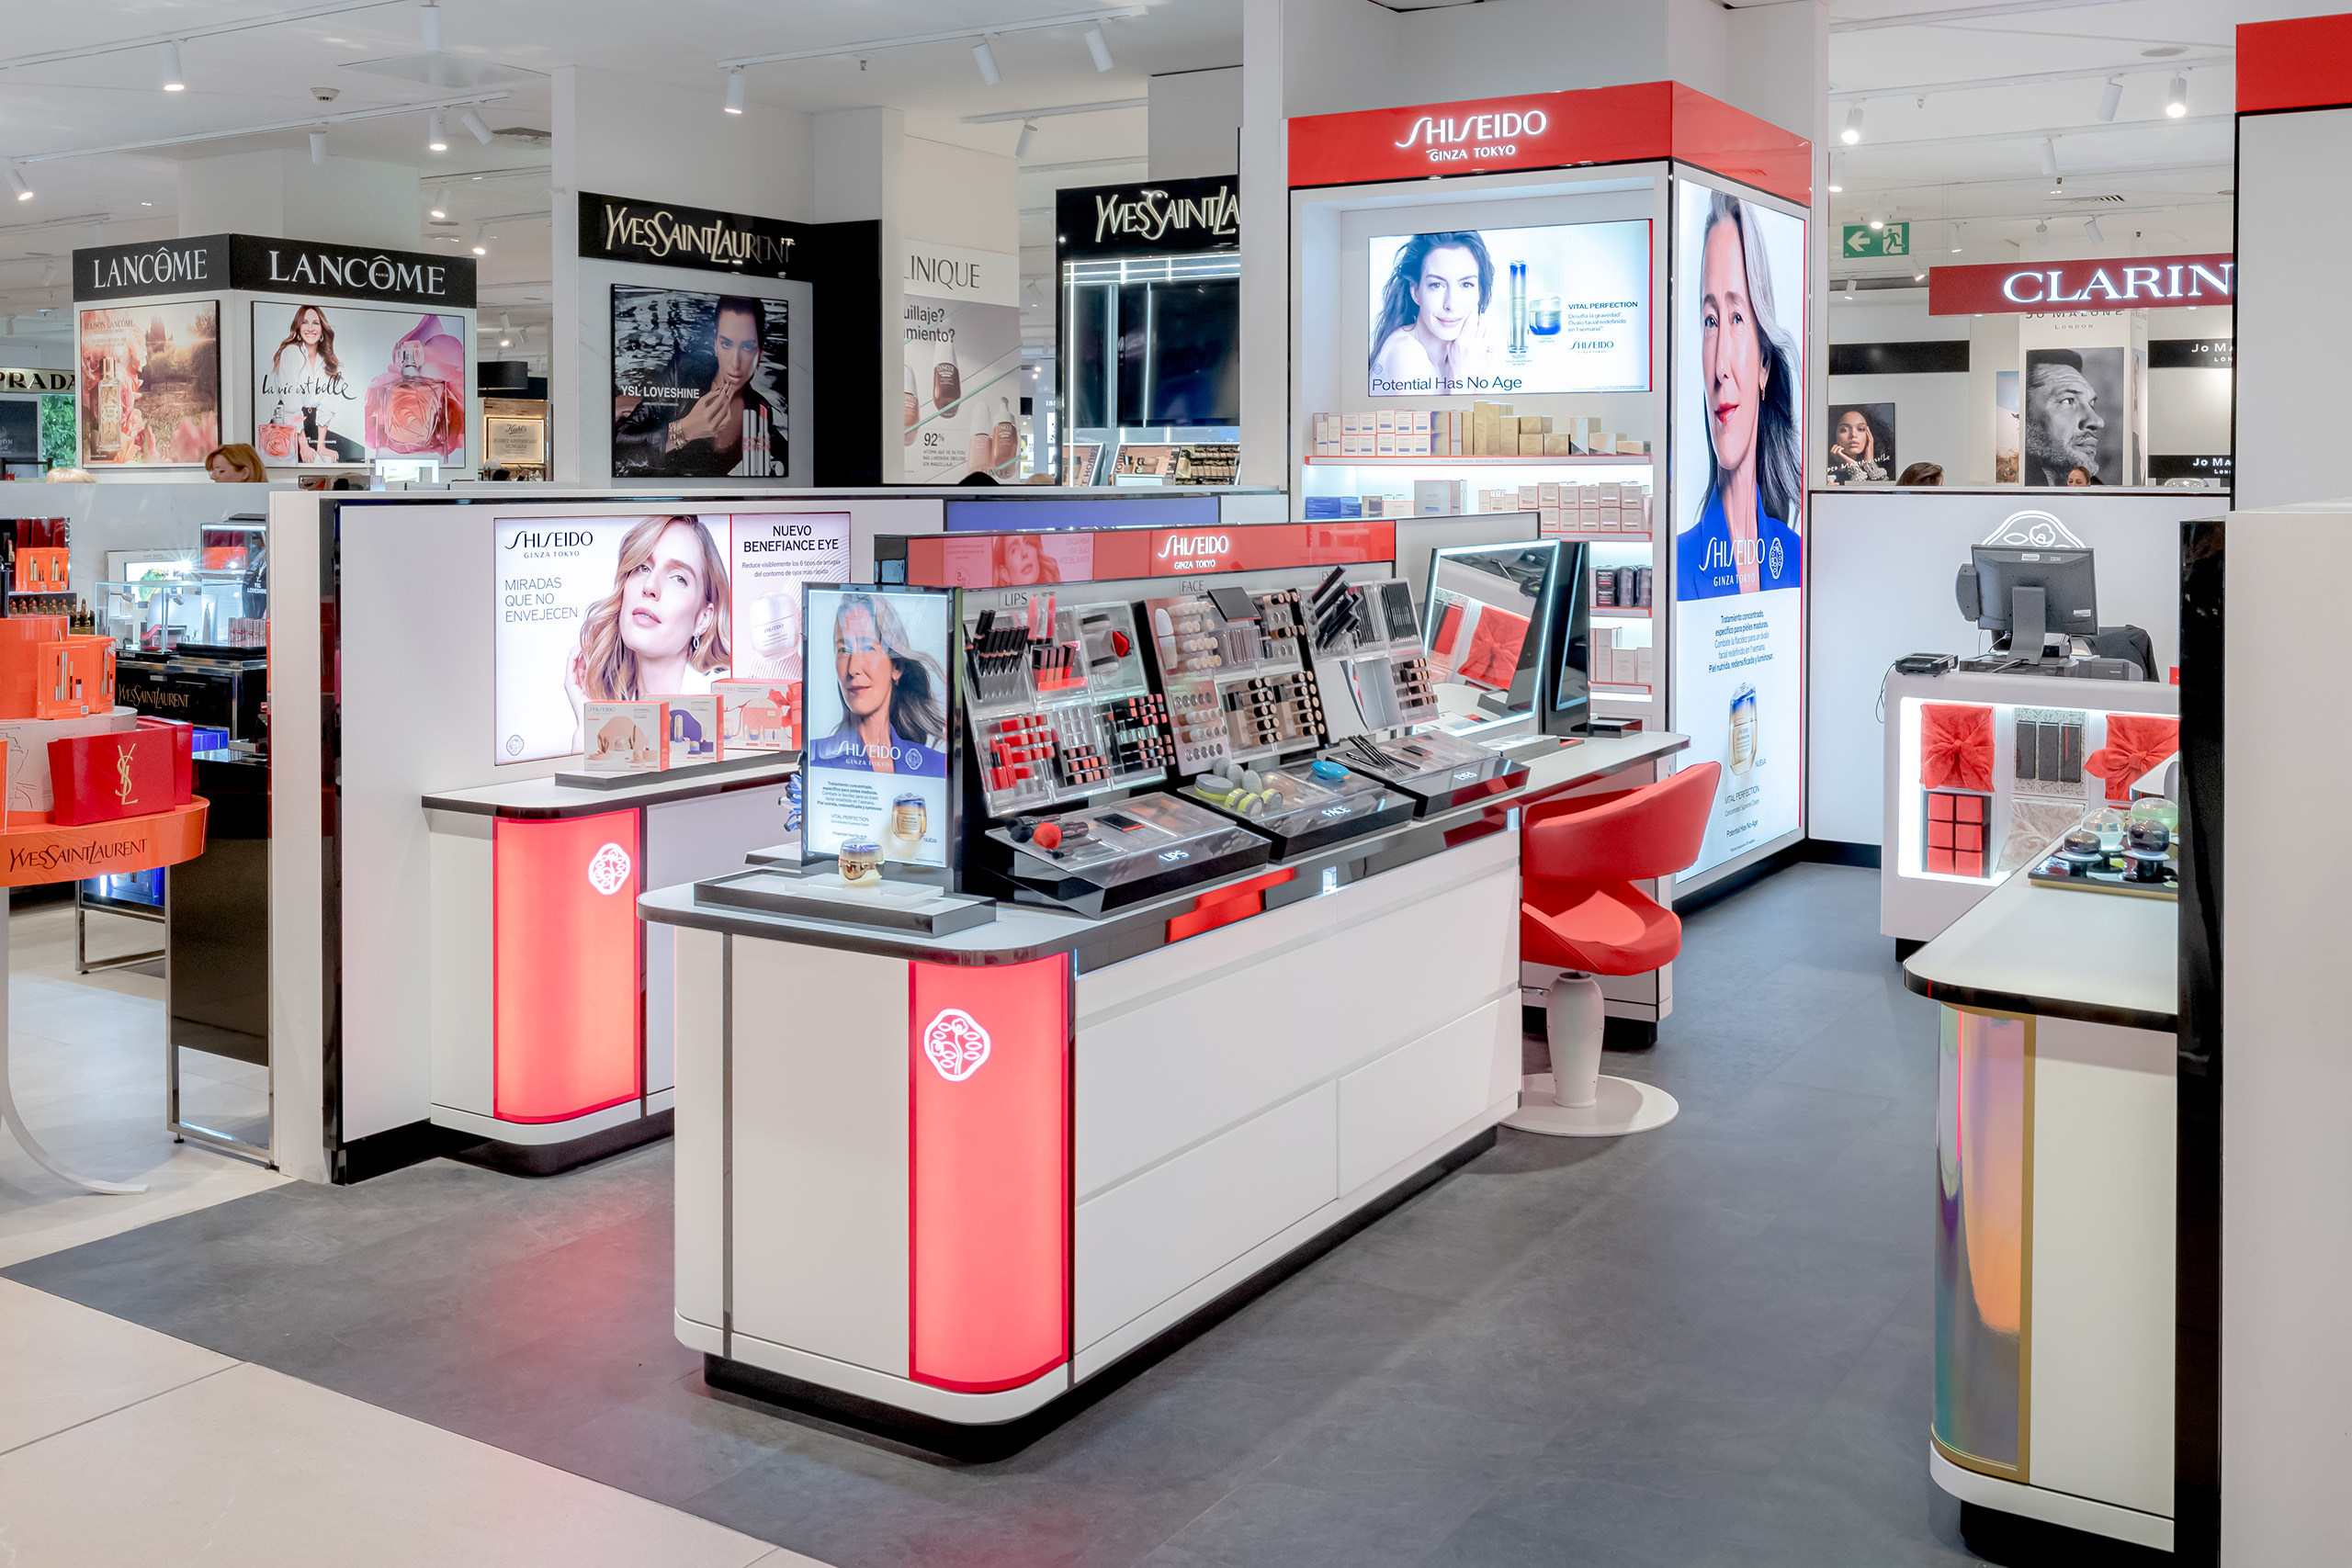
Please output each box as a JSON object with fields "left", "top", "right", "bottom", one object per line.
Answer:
{"left": 4, "top": 863, "right": 1982, "bottom": 1567}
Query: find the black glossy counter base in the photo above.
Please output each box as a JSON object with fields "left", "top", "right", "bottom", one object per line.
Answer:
{"left": 1958, "top": 1503, "right": 2172, "bottom": 1567}
{"left": 702, "top": 1125, "right": 1497, "bottom": 1464}
{"left": 447, "top": 1108, "right": 673, "bottom": 1178}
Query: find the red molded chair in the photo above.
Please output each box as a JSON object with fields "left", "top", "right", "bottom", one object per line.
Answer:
{"left": 1510, "top": 760, "right": 1720, "bottom": 1137}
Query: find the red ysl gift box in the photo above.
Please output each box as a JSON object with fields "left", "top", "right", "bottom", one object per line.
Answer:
{"left": 47, "top": 724, "right": 195, "bottom": 826}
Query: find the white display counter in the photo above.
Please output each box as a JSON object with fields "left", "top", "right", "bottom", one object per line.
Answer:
{"left": 648, "top": 731, "right": 1684, "bottom": 1430}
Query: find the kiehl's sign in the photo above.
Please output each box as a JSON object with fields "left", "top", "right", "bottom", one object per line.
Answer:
{"left": 1056, "top": 175, "right": 1239, "bottom": 260}
{"left": 74, "top": 233, "right": 475, "bottom": 308}
{"left": 1929, "top": 254, "right": 2233, "bottom": 316}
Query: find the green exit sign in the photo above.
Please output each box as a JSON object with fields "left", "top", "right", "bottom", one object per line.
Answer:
{"left": 1841, "top": 222, "right": 1909, "bottom": 257}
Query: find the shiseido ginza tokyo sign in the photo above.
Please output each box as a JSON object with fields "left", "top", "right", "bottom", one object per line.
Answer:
{"left": 1390, "top": 109, "right": 1550, "bottom": 163}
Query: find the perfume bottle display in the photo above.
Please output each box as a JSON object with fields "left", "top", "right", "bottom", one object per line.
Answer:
{"left": 933, "top": 355, "right": 962, "bottom": 415}
{"left": 363, "top": 319, "right": 467, "bottom": 459}
{"left": 991, "top": 397, "right": 1018, "bottom": 476}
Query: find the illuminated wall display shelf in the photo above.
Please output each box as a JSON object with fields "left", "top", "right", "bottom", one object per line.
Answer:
{"left": 1304, "top": 454, "right": 1653, "bottom": 468}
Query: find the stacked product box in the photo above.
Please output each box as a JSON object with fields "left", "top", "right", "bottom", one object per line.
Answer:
{"left": 1589, "top": 624, "right": 1657, "bottom": 689}
{"left": 1308, "top": 407, "right": 1648, "bottom": 459}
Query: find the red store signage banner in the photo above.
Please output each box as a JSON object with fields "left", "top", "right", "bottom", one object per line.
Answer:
{"left": 1287, "top": 83, "right": 1811, "bottom": 208}
{"left": 1928, "top": 254, "right": 2233, "bottom": 316}
{"left": 905, "top": 520, "right": 1397, "bottom": 590}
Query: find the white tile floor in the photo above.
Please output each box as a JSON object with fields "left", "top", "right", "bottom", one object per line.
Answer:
{"left": 0, "top": 1281, "right": 820, "bottom": 1567}
{"left": 0, "top": 903, "right": 286, "bottom": 1269}
{"left": 0, "top": 907, "right": 833, "bottom": 1567}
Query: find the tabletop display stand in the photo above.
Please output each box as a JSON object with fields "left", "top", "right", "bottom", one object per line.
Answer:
{"left": 0, "top": 799, "right": 209, "bottom": 1193}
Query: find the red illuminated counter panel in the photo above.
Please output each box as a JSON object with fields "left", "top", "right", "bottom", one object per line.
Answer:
{"left": 421, "top": 760, "right": 797, "bottom": 1168}
{"left": 643, "top": 731, "right": 1686, "bottom": 1428}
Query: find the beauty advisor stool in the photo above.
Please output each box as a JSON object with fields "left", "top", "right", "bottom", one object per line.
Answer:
{"left": 1509, "top": 761, "right": 1718, "bottom": 1137}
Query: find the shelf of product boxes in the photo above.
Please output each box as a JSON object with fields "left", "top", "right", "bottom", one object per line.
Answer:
{"left": 1593, "top": 606, "right": 1652, "bottom": 619}
{"left": 1592, "top": 683, "right": 1655, "bottom": 699}
{"left": 1302, "top": 454, "right": 1652, "bottom": 467}
{"left": 1542, "top": 530, "right": 1653, "bottom": 543}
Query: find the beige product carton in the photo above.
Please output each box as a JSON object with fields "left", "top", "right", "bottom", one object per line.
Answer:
{"left": 1577, "top": 416, "right": 1603, "bottom": 449}
{"left": 1374, "top": 408, "right": 1396, "bottom": 434}
{"left": 1634, "top": 647, "right": 1656, "bottom": 688}
{"left": 1542, "top": 434, "right": 1571, "bottom": 455}
{"left": 1517, "top": 484, "right": 1540, "bottom": 510}
{"left": 1448, "top": 411, "right": 1465, "bottom": 456}
{"left": 1527, "top": 415, "right": 1554, "bottom": 434}
{"left": 1411, "top": 410, "right": 1432, "bottom": 435}
{"left": 1374, "top": 431, "right": 1396, "bottom": 457}
{"left": 1518, "top": 434, "right": 1544, "bottom": 455}
{"left": 1612, "top": 647, "right": 1639, "bottom": 684}
{"left": 1342, "top": 411, "right": 1365, "bottom": 435}
{"left": 1619, "top": 436, "right": 1647, "bottom": 455}
{"left": 1415, "top": 479, "right": 1465, "bottom": 514}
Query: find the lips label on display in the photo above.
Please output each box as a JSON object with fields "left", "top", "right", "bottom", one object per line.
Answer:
{"left": 584, "top": 841, "right": 632, "bottom": 897}
{"left": 922, "top": 1008, "right": 992, "bottom": 1082}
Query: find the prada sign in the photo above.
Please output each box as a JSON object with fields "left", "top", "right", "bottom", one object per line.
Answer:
{"left": 74, "top": 233, "right": 476, "bottom": 308}
{"left": 1056, "top": 175, "right": 1240, "bottom": 260}
{"left": 0, "top": 367, "right": 74, "bottom": 393}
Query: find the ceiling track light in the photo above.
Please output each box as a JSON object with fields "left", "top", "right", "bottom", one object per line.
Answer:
{"left": 460, "top": 109, "right": 492, "bottom": 145}
{"left": 725, "top": 66, "right": 745, "bottom": 114}
{"left": 2034, "top": 220, "right": 2049, "bottom": 247}
{"left": 6, "top": 167, "right": 29, "bottom": 203}
{"left": 2039, "top": 137, "right": 2057, "bottom": 177}
{"left": 2165, "top": 73, "right": 2189, "bottom": 118}
{"left": 2097, "top": 78, "right": 2122, "bottom": 122}
{"left": 1014, "top": 118, "right": 1038, "bottom": 157}
{"left": 472, "top": 222, "right": 488, "bottom": 255}
{"left": 1841, "top": 103, "right": 1864, "bottom": 145}
{"left": 1084, "top": 25, "right": 1114, "bottom": 72}
{"left": 1826, "top": 152, "right": 1843, "bottom": 193}
{"left": 430, "top": 184, "right": 449, "bottom": 219}
{"left": 420, "top": 1, "right": 442, "bottom": 53}
{"left": 40, "top": 263, "right": 57, "bottom": 286}
{"left": 973, "top": 36, "right": 1001, "bottom": 85}
{"left": 160, "top": 39, "right": 185, "bottom": 92}
{"left": 310, "top": 130, "right": 327, "bottom": 165}
{"left": 427, "top": 111, "right": 447, "bottom": 152}
{"left": 2084, "top": 217, "right": 2104, "bottom": 243}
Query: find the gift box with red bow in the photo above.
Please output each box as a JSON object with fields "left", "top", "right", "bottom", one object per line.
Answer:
{"left": 1918, "top": 703, "right": 1996, "bottom": 794}
{"left": 2083, "top": 713, "right": 2180, "bottom": 803}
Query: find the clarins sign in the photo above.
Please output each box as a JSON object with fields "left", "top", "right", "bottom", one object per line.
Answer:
{"left": 74, "top": 232, "right": 475, "bottom": 308}
{"left": 1928, "top": 254, "right": 2233, "bottom": 316}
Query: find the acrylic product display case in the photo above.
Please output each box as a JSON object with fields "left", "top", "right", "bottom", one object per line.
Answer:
{"left": 1178, "top": 757, "right": 1415, "bottom": 859}
{"left": 965, "top": 594, "right": 1176, "bottom": 818}
{"left": 1143, "top": 585, "right": 1331, "bottom": 773}
{"left": 1324, "top": 727, "right": 1530, "bottom": 816}
{"left": 978, "top": 791, "right": 1271, "bottom": 916}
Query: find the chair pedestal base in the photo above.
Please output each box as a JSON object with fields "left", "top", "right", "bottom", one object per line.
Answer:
{"left": 1505, "top": 1072, "right": 1679, "bottom": 1137}
{"left": 1501, "top": 973, "right": 1679, "bottom": 1138}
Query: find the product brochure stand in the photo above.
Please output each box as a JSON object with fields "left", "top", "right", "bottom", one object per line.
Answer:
{"left": 553, "top": 750, "right": 797, "bottom": 791}
{"left": 694, "top": 866, "right": 999, "bottom": 936}
{"left": 0, "top": 800, "right": 211, "bottom": 1194}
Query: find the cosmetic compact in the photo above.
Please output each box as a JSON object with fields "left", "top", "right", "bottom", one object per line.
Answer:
{"left": 1183, "top": 760, "right": 1416, "bottom": 858}
{"left": 838, "top": 840, "right": 883, "bottom": 889}
{"left": 977, "top": 792, "right": 1271, "bottom": 915}
{"left": 1323, "top": 728, "right": 1529, "bottom": 816}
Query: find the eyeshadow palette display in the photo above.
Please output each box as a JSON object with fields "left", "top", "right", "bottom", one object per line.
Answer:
{"left": 1146, "top": 589, "right": 1331, "bottom": 773}
{"left": 964, "top": 597, "right": 1174, "bottom": 817}
{"left": 1923, "top": 788, "right": 1989, "bottom": 878}
{"left": 1181, "top": 757, "right": 1416, "bottom": 858}
{"left": 1325, "top": 728, "right": 1530, "bottom": 816}
{"left": 977, "top": 791, "right": 1272, "bottom": 915}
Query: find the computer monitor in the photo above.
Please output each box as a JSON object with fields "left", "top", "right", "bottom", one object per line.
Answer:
{"left": 1422, "top": 540, "right": 1560, "bottom": 719}
{"left": 1958, "top": 546, "right": 2097, "bottom": 654}
{"left": 1543, "top": 540, "right": 1592, "bottom": 737}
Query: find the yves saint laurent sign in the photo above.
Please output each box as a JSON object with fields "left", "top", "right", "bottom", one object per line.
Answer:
{"left": 579, "top": 190, "right": 817, "bottom": 278}
{"left": 73, "top": 232, "right": 475, "bottom": 308}
{"left": 1055, "top": 175, "right": 1240, "bottom": 260}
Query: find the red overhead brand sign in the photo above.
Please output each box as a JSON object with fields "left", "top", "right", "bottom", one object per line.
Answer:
{"left": 1928, "top": 254, "right": 2234, "bottom": 316}
{"left": 1287, "top": 82, "right": 1811, "bottom": 208}
{"left": 906, "top": 520, "right": 1397, "bottom": 589}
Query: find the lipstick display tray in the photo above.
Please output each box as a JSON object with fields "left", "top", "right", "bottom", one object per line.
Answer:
{"left": 963, "top": 599, "right": 1173, "bottom": 818}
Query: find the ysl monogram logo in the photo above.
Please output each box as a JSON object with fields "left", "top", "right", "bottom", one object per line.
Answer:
{"left": 113, "top": 747, "right": 137, "bottom": 806}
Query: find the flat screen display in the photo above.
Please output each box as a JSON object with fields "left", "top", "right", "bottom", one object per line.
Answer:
{"left": 1367, "top": 220, "right": 1649, "bottom": 399}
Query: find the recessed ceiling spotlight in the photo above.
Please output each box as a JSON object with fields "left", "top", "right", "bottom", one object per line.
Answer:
{"left": 160, "top": 39, "right": 185, "bottom": 91}
{"left": 2165, "top": 74, "right": 2189, "bottom": 118}
{"left": 1841, "top": 103, "right": 1864, "bottom": 145}
{"left": 1084, "top": 25, "right": 1114, "bottom": 73}
{"left": 6, "top": 167, "right": 29, "bottom": 203}
{"left": 1913, "top": 271, "right": 1926, "bottom": 282}
{"left": 499, "top": 338, "right": 510, "bottom": 347}
{"left": 2097, "top": 78, "right": 2122, "bottom": 122}
{"left": 725, "top": 67, "right": 744, "bottom": 114}
{"left": 428, "top": 111, "right": 448, "bottom": 152}
{"left": 973, "top": 36, "right": 1001, "bottom": 86}
{"left": 460, "top": 109, "right": 493, "bottom": 144}
{"left": 430, "top": 184, "right": 449, "bottom": 219}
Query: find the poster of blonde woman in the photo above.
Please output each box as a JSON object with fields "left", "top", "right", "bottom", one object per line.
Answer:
{"left": 78, "top": 302, "right": 220, "bottom": 466}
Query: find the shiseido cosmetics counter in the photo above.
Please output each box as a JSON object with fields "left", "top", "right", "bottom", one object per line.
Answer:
{"left": 641, "top": 516, "right": 1688, "bottom": 1434}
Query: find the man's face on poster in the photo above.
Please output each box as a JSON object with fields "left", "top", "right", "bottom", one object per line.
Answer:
{"left": 2026, "top": 365, "right": 2104, "bottom": 474}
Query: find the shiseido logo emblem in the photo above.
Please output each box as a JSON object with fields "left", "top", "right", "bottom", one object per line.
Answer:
{"left": 1769, "top": 536, "right": 1785, "bottom": 580}
{"left": 585, "top": 841, "right": 631, "bottom": 895}
{"left": 1159, "top": 849, "right": 1189, "bottom": 862}
{"left": 1453, "top": 769, "right": 1478, "bottom": 780}
{"left": 922, "top": 1008, "right": 991, "bottom": 1082}
{"left": 505, "top": 530, "right": 595, "bottom": 550}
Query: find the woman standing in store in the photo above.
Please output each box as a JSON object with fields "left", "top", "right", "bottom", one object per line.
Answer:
{"left": 808, "top": 593, "right": 947, "bottom": 778}
{"left": 563, "top": 514, "right": 732, "bottom": 742}
{"left": 1368, "top": 231, "right": 1497, "bottom": 396}
{"left": 1676, "top": 193, "right": 1804, "bottom": 599}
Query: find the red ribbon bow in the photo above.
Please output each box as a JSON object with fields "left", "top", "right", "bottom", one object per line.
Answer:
{"left": 2083, "top": 713, "right": 2179, "bottom": 802}
{"left": 1918, "top": 703, "right": 1995, "bottom": 794}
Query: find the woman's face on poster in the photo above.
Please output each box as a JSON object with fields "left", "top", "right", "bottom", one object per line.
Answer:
{"left": 1834, "top": 410, "right": 1871, "bottom": 457}
{"left": 714, "top": 308, "right": 760, "bottom": 388}
{"left": 835, "top": 604, "right": 894, "bottom": 722}
{"left": 619, "top": 520, "right": 712, "bottom": 660}
{"left": 1701, "top": 218, "right": 1766, "bottom": 478}
{"left": 1002, "top": 535, "right": 1043, "bottom": 583}
{"left": 1409, "top": 245, "right": 1483, "bottom": 343}
{"left": 297, "top": 309, "right": 323, "bottom": 346}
